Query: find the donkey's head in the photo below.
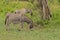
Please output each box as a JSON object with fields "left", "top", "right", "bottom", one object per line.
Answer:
{"left": 14, "top": 8, "right": 33, "bottom": 16}
{"left": 24, "top": 8, "right": 33, "bottom": 16}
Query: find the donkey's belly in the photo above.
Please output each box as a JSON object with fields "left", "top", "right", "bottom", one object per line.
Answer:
{"left": 13, "top": 21, "right": 20, "bottom": 24}
{"left": 12, "top": 19, "right": 20, "bottom": 24}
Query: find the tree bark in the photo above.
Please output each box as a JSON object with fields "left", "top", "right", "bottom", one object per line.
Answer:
{"left": 42, "top": 0, "right": 52, "bottom": 20}
{"left": 37, "top": 0, "right": 52, "bottom": 20}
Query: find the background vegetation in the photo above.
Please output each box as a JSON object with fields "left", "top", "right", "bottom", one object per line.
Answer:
{"left": 0, "top": 0, "right": 60, "bottom": 40}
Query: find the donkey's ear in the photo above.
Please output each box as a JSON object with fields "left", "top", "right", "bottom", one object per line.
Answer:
{"left": 14, "top": 10, "right": 21, "bottom": 14}
{"left": 14, "top": 11, "right": 16, "bottom": 14}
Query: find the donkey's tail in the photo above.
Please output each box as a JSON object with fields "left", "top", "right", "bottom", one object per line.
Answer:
{"left": 5, "top": 17, "right": 8, "bottom": 25}
{"left": 5, "top": 13, "right": 10, "bottom": 25}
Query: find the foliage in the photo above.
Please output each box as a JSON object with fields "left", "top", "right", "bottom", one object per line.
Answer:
{"left": 0, "top": 0, "right": 60, "bottom": 40}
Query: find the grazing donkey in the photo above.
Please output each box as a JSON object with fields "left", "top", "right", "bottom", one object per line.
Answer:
{"left": 5, "top": 8, "right": 33, "bottom": 31}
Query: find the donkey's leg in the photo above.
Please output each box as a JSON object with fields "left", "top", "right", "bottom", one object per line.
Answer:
{"left": 6, "top": 22, "right": 10, "bottom": 31}
{"left": 20, "top": 22, "right": 24, "bottom": 30}
{"left": 29, "top": 23, "right": 33, "bottom": 30}
{"left": 18, "top": 22, "right": 23, "bottom": 31}
{"left": 23, "top": 16, "right": 33, "bottom": 30}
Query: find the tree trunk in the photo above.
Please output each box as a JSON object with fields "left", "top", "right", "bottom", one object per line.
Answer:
{"left": 37, "top": 0, "right": 52, "bottom": 20}
{"left": 42, "top": 0, "right": 52, "bottom": 20}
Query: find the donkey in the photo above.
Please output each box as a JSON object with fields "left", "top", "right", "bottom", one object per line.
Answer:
{"left": 5, "top": 8, "right": 33, "bottom": 31}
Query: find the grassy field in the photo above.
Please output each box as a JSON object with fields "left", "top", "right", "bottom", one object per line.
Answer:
{"left": 0, "top": 0, "right": 60, "bottom": 40}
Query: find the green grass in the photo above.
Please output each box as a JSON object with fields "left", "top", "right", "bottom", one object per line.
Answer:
{"left": 0, "top": 0, "right": 60, "bottom": 40}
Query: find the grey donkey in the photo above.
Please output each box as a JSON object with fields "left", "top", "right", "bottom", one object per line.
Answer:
{"left": 5, "top": 8, "right": 33, "bottom": 31}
